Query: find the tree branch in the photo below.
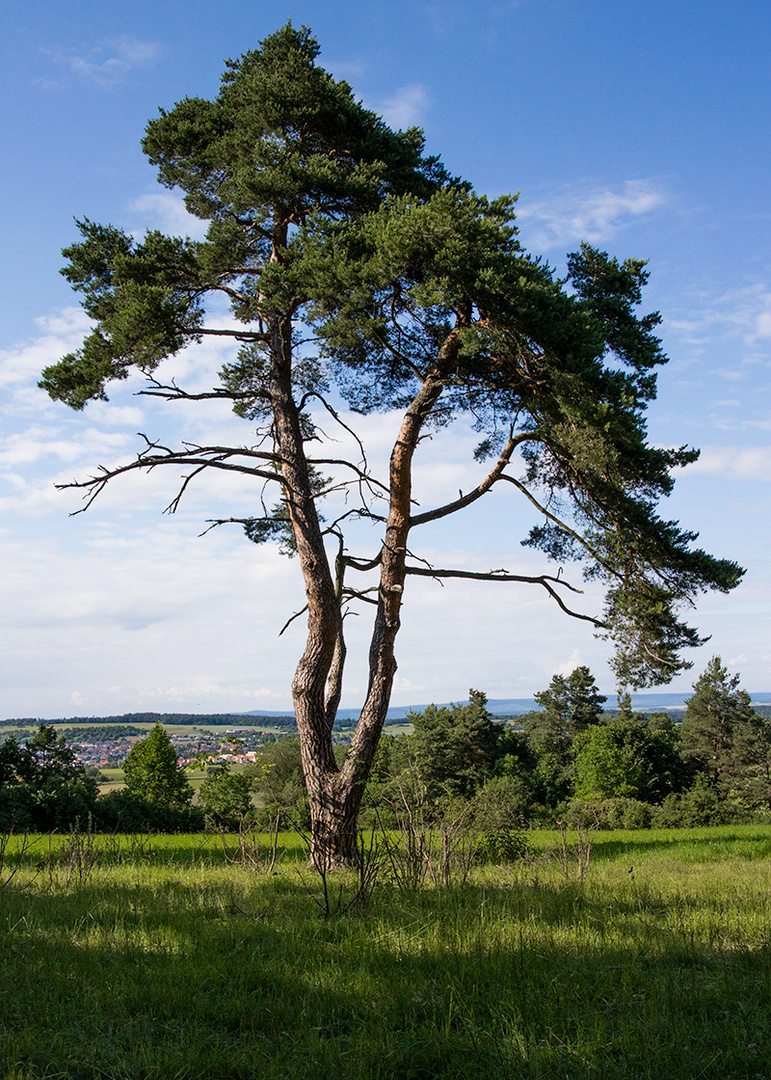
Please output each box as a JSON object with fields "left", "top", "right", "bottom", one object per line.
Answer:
{"left": 57, "top": 439, "right": 286, "bottom": 514}
{"left": 137, "top": 377, "right": 267, "bottom": 404}
{"left": 344, "top": 552, "right": 383, "bottom": 572}
{"left": 497, "top": 473, "right": 617, "bottom": 575}
{"left": 195, "top": 327, "right": 271, "bottom": 342}
{"left": 409, "top": 431, "right": 532, "bottom": 527}
{"left": 342, "top": 587, "right": 380, "bottom": 607}
{"left": 403, "top": 564, "right": 604, "bottom": 627}
{"left": 278, "top": 605, "right": 309, "bottom": 637}
{"left": 299, "top": 390, "right": 370, "bottom": 469}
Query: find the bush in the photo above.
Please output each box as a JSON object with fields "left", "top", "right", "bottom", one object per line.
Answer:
{"left": 561, "top": 797, "right": 653, "bottom": 829}
{"left": 476, "top": 829, "right": 531, "bottom": 864}
{"left": 649, "top": 779, "right": 750, "bottom": 827}
{"left": 199, "top": 766, "right": 255, "bottom": 830}
{"left": 95, "top": 789, "right": 204, "bottom": 833}
{"left": 472, "top": 775, "right": 532, "bottom": 831}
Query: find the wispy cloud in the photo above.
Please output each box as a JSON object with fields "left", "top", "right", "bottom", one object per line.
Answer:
{"left": 376, "top": 84, "right": 430, "bottom": 129}
{"left": 665, "top": 283, "right": 771, "bottom": 353}
{"left": 688, "top": 446, "right": 771, "bottom": 481}
{"left": 517, "top": 179, "right": 667, "bottom": 250}
{"left": 129, "top": 192, "right": 209, "bottom": 241}
{"left": 0, "top": 308, "right": 92, "bottom": 398}
{"left": 44, "top": 36, "right": 163, "bottom": 88}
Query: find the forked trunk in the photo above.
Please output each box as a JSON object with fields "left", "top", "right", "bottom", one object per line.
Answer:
{"left": 307, "top": 778, "right": 363, "bottom": 868}
{"left": 283, "top": 320, "right": 460, "bottom": 869}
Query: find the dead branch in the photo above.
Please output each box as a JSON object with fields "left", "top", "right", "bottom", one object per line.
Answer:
{"left": 342, "top": 586, "right": 380, "bottom": 607}
{"left": 299, "top": 390, "right": 370, "bottom": 470}
{"left": 57, "top": 439, "right": 287, "bottom": 515}
{"left": 402, "top": 564, "right": 604, "bottom": 627}
{"left": 137, "top": 376, "right": 266, "bottom": 404}
{"left": 278, "top": 605, "right": 309, "bottom": 637}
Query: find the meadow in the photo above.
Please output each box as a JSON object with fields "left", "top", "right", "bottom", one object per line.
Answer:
{"left": 1, "top": 827, "right": 771, "bottom": 1079}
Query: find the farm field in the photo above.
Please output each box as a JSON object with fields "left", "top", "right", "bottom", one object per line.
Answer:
{"left": 1, "top": 827, "right": 771, "bottom": 1079}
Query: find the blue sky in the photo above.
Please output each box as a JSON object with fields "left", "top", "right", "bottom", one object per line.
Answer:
{"left": 2, "top": 0, "right": 770, "bottom": 717}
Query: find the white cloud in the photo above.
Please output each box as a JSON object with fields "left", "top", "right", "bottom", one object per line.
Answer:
{"left": 755, "top": 309, "right": 771, "bottom": 340}
{"left": 517, "top": 179, "right": 667, "bottom": 250}
{"left": 376, "top": 84, "right": 430, "bottom": 129}
{"left": 46, "top": 36, "right": 163, "bottom": 88}
{"left": 665, "top": 284, "right": 771, "bottom": 351}
{"left": 687, "top": 446, "right": 771, "bottom": 481}
{"left": 0, "top": 308, "right": 92, "bottom": 395}
{"left": 553, "top": 649, "right": 586, "bottom": 677}
{"left": 129, "top": 192, "right": 209, "bottom": 241}
{"left": 0, "top": 426, "right": 133, "bottom": 468}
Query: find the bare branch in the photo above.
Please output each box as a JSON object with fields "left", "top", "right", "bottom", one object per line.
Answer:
{"left": 323, "top": 507, "right": 386, "bottom": 536}
{"left": 342, "top": 586, "right": 380, "bottom": 607}
{"left": 300, "top": 390, "right": 370, "bottom": 470}
{"left": 164, "top": 463, "right": 208, "bottom": 514}
{"left": 344, "top": 552, "right": 383, "bottom": 573}
{"left": 278, "top": 605, "right": 309, "bottom": 637}
{"left": 137, "top": 377, "right": 267, "bottom": 404}
{"left": 308, "top": 456, "right": 389, "bottom": 497}
{"left": 195, "top": 327, "right": 270, "bottom": 342}
{"left": 57, "top": 439, "right": 286, "bottom": 515}
{"left": 403, "top": 564, "right": 604, "bottom": 627}
{"left": 198, "top": 516, "right": 260, "bottom": 537}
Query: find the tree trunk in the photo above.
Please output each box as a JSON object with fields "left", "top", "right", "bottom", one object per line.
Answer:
{"left": 304, "top": 340, "right": 460, "bottom": 868}
{"left": 274, "top": 294, "right": 460, "bottom": 868}
{"left": 308, "top": 774, "right": 362, "bottom": 868}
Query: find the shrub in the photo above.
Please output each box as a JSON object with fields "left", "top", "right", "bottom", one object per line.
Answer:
{"left": 95, "top": 789, "right": 204, "bottom": 833}
{"left": 561, "top": 797, "right": 652, "bottom": 829}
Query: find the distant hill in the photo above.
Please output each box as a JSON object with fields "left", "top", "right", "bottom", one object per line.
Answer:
{"left": 244, "top": 691, "right": 771, "bottom": 720}
{"left": 6, "top": 692, "right": 771, "bottom": 729}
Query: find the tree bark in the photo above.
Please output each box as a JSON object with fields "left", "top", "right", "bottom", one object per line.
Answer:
{"left": 305, "top": 336, "right": 461, "bottom": 867}
{"left": 271, "top": 265, "right": 463, "bottom": 866}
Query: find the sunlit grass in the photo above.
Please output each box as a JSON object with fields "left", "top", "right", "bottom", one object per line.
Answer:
{"left": 2, "top": 827, "right": 770, "bottom": 1078}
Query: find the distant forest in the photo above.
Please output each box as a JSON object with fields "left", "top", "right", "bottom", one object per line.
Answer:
{"left": 0, "top": 712, "right": 298, "bottom": 730}
{"left": 3, "top": 704, "right": 771, "bottom": 734}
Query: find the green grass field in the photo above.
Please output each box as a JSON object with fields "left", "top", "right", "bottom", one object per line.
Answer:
{"left": 2, "top": 827, "right": 770, "bottom": 1079}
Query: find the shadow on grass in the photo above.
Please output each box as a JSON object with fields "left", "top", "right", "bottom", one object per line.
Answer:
{"left": 553, "top": 825, "right": 771, "bottom": 866}
{"left": 2, "top": 871, "right": 770, "bottom": 1080}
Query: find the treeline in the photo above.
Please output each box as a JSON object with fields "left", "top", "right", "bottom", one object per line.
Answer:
{"left": 366, "top": 659, "right": 771, "bottom": 830}
{"left": 63, "top": 726, "right": 145, "bottom": 742}
{"left": 0, "top": 719, "right": 315, "bottom": 834}
{"left": 2, "top": 657, "right": 770, "bottom": 834}
{"left": 0, "top": 712, "right": 297, "bottom": 730}
{"left": 0, "top": 724, "right": 204, "bottom": 833}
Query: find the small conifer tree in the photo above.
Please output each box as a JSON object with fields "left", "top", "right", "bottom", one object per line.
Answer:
{"left": 122, "top": 723, "right": 192, "bottom": 809}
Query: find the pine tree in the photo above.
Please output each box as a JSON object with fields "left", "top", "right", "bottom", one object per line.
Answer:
{"left": 39, "top": 24, "right": 743, "bottom": 864}
{"left": 409, "top": 690, "right": 501, "bottom": 800}
{"left": 122, "top": 723, "right": 192, "bottom": 809}
{"left": 680, "top": 657, "right": 771, "bottom": 808}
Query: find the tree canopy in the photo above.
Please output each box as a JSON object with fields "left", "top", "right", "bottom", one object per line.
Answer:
{"left": 0, "top": 725, "right": 98, "bottom": 831}
{"left": 122, "top": 723, "right": 192, "bottom": 810}
{"left": 408, "top": 690, "right": 501, "bottom": 801}
{"left": 680, "top": 656, "right": 771, "bottom": 808}
{"left": 39, "top": 23, "right": 743, "bottom": 864}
